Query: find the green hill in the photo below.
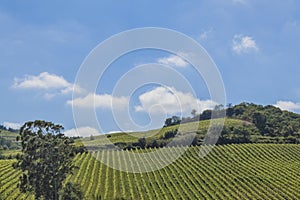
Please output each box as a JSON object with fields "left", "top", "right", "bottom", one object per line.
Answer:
{"left": 79, "top": 118, "right": 259, "bottom": 149}
{"left": 1, "top": 144, "right": 299, "bottom": 199}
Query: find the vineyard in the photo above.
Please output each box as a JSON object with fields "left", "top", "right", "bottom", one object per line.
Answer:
{"left": 1, "top": 144, "right": 300, "bottom": 199}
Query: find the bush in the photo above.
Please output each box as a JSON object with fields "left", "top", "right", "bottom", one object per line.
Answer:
{"left": 162, "top": 129, "right": 178, "bottom": 139}
{"left": 138, "top": 138, "right": 147, "bottom": 149}
{"left": 90, "top": 135, "right": 95, "bottom": 140}
{"left": 2, "top": 144, "right": 8, "bottom": 150}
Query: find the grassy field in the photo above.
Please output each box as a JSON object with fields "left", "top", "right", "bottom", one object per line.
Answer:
{"left": 0, "top": 130, "right": 18, "bottom": 141}
{"left": 1, "top": 144, "right": 299, "bottom": 199}
{"left": 79, "top": 118, "right": 255, "bottom": 148}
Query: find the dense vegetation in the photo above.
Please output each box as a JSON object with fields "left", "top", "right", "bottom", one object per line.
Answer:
{"left": 163, "top": 102, "right": 300, "bottom": 145}
{"left": 13, "top": 120, "right": 83, "bottom": 200}
{"left": 1, "top": 144, "right": 299, "bottom": 199}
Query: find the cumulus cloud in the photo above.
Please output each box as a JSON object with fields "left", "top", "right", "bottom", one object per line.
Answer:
{"left": 3, "top": 122, "right": 22, "bottom": 130}
{"left": 13, "top": 72, "right": 71, "bottom": 89}
{"left": 64, "top": 126, "right": 102, "bottom": 137}
{"left": 135, "top": 86, "right": 218, "bottom": 116}
{"left": 12, "top": 72, "right": 82, "bottom": 99}
{"left": 67, "top": 93, "right": 129, "bottom": 110}
{"left": 274, "top": 101, "right": 300, "bottom": 112}
{"left": 232, "top": 35, "right": 258, "bottom": 54}
{"left": 157, "top": 55, "right": 189, "bottom": 67}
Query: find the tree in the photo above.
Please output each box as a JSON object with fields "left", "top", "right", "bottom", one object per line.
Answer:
{"left": 164, "top": 118, "right": 173, "bottom": 127}
{"left": 171, "top": 116, "right": 181, "bottom": 125}
{"left": 14, "top": 120, "right": 76, "bottom": 200}
{"left": 252, "top": 111, "right": 266, "bottom": 132}
{"left": 90, "top": 134, "right": 95, "bottom": 140}
{"left": 200, "top": 110, "right": 212, "bottom": 120}
{"left": 138, "top": 137, "right": 147, "bottom": 149}
{"left": 163, "top": 116, "right": 181, "bottom": 127}
{"left": 162, "top": 129, "right": 178, "bottom": 139}
{"left": 191, "top": 109, "right": 197, "bottom": 117}
{"left": 59, "top": 182, "right": 83, "bottom": 200}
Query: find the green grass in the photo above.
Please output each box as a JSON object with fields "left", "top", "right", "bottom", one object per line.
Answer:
{"left": 1, "top": 149, "right": 21, "bottom": 157}
{"left": 0, "top": 144, "right": 299, "bottom": 199}
{"left": 79, "top": 118, "right": 253, "bottom": 148}
{"left": 0, "top": 130, "right": 18, "bottom": 141}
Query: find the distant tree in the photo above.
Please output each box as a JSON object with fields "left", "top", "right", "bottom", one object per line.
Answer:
{"left": 150, "top": 139, "right": 159, "bottom": 148}
{"left": 200, "top": 110, "right": 212, "bottom": 120}
{"left": 162, "top": 129, "right": 178, "bottom": 139}
{"left": 171, "top": 116, "right": 181, "bottom": 125}
{"left": 0, "top": 125, "right": 7, "bottom": 131}
{"left": 138, "top": 138, "right": 147, "bottom": 149}
{"left": 214, "top": 104, "right": 224, "bottom": 111}
{"left": 226, "top": 103, "right": 234, "bottom": 117}
{"left": 191, "top": 109, "right": 197, "bottom": 117}
{"left": 164, "top": 118, "right": 173, "bottom": 127}
{"left": 90, "top": 135, "right": 95, "bottom": 140}
{"left": 163, "top": 116, "right": 181, "bottom": 127}
{"left": 14, "top": 120, "right": 76, "bottom": 200}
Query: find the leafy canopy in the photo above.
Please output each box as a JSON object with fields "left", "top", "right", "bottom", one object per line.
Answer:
{"left": 14, "top": 120, "right": 76, "bottom": 200}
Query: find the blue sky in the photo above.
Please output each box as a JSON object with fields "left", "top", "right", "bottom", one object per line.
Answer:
{"left": 1, "top": 0, "right": 300, "bottom": 136}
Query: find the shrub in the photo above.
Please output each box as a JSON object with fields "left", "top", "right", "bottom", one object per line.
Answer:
{"left": 162, "top": 129, "right": 178, "bottom": 139}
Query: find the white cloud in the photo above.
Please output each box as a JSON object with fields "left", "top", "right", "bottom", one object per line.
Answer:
{"left": 67, "top": 93, "right": 129, "bottom": 110}
{"left": 3, "top": 122, "right": 22, "bottom": 130}
{"left": 13, "top": 72, "right": 82, "bottom": 99}
{"left": 13, "top": 72, "right": 71, "bottom": 89}
{"left": 157, "top": 55, "right": 189, "bottom": 67}
{"left": 232, "top": 35, "right": 258, "bottom": 54}
{"left": 274, "top": 101, "right": 300, "bottom": 112}
{"left": 64, "top": 126, "right": 102, "bottom": 137}
{"left": 135, "top": 86, "right": 218, "bottom": 116}
{"left": 198, "top": 29, "right": 213, "bottom": 41}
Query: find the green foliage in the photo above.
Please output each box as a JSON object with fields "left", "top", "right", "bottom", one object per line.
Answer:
{"left": 137, "top": 137, "right": 146, "bottom": 149}
{"left": 14, "top": 120, "right": 76, "bottom": 200}
{"left": 164, "top": 116, "right": 181, "bottom": 127}
{"left": 59, "top": 182, "right": 83, "bottom": 200}
{"left": 228, "top": 102, "right": 300, "bottom": 139}
{"left": 161, "top": 129, "right": 178, "bottom": 139}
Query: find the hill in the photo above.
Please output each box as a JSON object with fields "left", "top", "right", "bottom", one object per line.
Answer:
{"left": 79, "top": 114, "right": 300, "bottom": 150}
{"left": 1, "top": 144, "right": 299, "bottom": 199}
{"left": 79, "top": 118, "right": 260, "bottom": 150}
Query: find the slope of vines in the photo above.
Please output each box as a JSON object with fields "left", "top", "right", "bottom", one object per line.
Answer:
{"left": 1, "top": 144, "right": 299, "bottom": 199}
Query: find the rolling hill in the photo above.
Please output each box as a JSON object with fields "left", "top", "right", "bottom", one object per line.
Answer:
{"left": 0, "top": 144, "right": 299, "bottom": 199}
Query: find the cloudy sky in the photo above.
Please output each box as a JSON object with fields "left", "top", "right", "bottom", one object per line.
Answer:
{"left": 1, "top": 0, "right": 300, "bottom": 136}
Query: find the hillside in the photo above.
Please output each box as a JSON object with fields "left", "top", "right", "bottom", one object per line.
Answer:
{"left": 79, "top": 118, "right": 260, "bottom": 150}
{"left": 1, "top": 144, "right": 299, "bottom": 199}
{"left": 0, "top": 129, "right": 21, "bottom": 152}
{"left": 79, "top": 113, "right": 300, "bottom": 150}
